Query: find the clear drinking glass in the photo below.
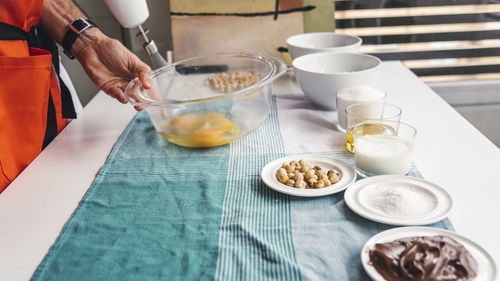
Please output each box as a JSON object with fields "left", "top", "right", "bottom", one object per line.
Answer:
{"left": 345, "top": 103, "right": 402, "bottom": 153}
{"left": 336, "top": 86, "right": 386, "bottom": 133}
{"left": 353, "top": 120, "right": 417, "bottom": 177}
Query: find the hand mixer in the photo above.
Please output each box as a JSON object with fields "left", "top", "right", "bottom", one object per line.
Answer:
{"left": 104, "top": 0, "right": 169, "bottom": 69}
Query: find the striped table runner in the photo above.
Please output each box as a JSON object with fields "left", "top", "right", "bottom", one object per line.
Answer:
{"left": 31, "top": 97, "right": 452, "bottom": 281}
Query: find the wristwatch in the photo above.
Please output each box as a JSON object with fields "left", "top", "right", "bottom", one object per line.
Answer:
{"left": 62, "top": 18, "right": 97, "bottom": 59}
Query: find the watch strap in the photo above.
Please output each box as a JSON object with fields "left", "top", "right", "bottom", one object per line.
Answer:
{"left": 62, "top": 18, "right": 96, "bottom": 59}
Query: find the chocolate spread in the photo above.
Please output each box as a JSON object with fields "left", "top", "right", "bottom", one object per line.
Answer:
{"left": 369, "top": 235, "right": 478, "bottom": 281}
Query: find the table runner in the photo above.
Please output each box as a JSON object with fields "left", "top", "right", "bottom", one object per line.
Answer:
{"left": 31, "top": 97, "right": 452, "bottom": 281}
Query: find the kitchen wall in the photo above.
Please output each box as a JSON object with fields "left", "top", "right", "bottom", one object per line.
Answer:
{"left": 169, "top": 0, "right": 334, "bottom": 60}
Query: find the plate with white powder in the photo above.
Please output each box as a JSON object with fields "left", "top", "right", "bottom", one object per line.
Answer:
{"left": 344, "top": 175, "right": 453, "bottom": 225}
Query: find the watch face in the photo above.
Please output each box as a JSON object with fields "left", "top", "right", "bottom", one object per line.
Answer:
{"left": 63, "top": 18, "right": 96, "bottom": 59}
{"left": 69, "top": 18, "right": 94, "bottom": 34}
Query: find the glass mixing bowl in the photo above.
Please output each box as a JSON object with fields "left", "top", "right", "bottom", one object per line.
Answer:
{"left": 124, "top": 52, "right": 286, "bottom": 147}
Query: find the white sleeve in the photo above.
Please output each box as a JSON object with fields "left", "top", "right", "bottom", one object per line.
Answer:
{"left": 58, "top": 61, "right": 83, "bottom": 115}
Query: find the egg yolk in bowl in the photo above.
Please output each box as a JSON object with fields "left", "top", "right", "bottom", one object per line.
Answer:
{"left": 158, "top": 113, "right": 239, "bottom": 147}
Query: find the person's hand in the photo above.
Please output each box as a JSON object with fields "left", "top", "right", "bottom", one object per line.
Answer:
{"left": 73, "top": 28, "right": 152, "bottom": 110}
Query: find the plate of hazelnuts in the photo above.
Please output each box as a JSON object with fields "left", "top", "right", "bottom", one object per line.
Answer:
{"left": 260, "top": 154, "right": 356, "bottom": 197}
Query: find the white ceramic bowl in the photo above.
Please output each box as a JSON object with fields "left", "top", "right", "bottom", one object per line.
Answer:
{"left": 293, "top": 52, "right": 382, "bottom": 110}
{"left": 286, "top": 32, "right": 362, "bottom": 60}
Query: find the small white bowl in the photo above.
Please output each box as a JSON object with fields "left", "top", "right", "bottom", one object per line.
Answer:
{"left": 293, "top": 52, "right": 382, "bottom": 110}
{"left": 286, "top": 32, "right": 362, "bottom": 60}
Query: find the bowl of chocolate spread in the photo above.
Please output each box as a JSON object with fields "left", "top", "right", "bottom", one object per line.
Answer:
{"left": 368, "top": 235, "right": 478, "bottom": 281}
{"left": 361, "top": 227, "right": 497, "bottom": 281}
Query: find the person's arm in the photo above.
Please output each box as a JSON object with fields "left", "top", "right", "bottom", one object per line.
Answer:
{"left": 39, "top": 0, "right": 151, "bottom": 106}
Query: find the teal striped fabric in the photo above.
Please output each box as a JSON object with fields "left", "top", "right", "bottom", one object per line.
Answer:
{"left": 31, "top": 97, "right": 451, "bottom": 281}
{"left": 214, "top": 99, "right": 300, "bottom": 280}
{"left": 32, "top": 113, "right": 232, "bottom": 280}
{"left": 31, "top": 98, "right": 301, "bottom": 281}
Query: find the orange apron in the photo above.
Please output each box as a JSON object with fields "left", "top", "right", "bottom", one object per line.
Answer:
{"left": 0, "top": 0, "right": 67, "bottom": 192}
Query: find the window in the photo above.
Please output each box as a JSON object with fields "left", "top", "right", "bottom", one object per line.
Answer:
{"left": 335, "top": 0, "right": 500, "bottom": 83}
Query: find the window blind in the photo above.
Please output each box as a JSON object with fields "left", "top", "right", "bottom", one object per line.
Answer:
{"left": 335, "top": 0, "right": 500, "bottom": 82}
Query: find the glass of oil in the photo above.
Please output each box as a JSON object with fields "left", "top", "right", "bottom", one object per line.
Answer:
{"left": 345, "top": 103, "right": 402, "bottom": 153}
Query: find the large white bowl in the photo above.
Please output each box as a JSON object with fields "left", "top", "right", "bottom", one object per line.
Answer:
{"left": 293, "top": 52, "right": 382, "bottom": 110}
{"left": 286, "top": 32, "right": 362, "bottom": 60}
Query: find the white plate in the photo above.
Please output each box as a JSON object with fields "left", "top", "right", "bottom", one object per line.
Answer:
{"left": 260, "top": 154, "right": 356, "bottom": 197}
{"left": 361, "top": 227, "right": 497, "bottom": 281}
{"left": 344, "top": 175, "right": 453, "bottom": 225}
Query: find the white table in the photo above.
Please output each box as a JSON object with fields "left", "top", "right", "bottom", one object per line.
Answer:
{"left": 1, "top": 61, "right": 499, "bottom": 281}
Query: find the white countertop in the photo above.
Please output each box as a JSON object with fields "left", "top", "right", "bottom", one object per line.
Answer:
{"left": 1, "top": 61, "right": 499, "bottom": 280}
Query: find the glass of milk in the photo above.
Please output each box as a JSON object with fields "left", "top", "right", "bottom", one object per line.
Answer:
{"left": 336, "top": 85, "right": 386, "bottom": 133}
{"left": 353, "top": 120, "right": 417, "bottom": 177}
{"left": 345, "top": 103, "right": 402, "bottom": 153}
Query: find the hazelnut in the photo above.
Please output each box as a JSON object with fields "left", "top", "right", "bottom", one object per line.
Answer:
{"left": 293, "top": 173, "right": 304, "bottom": 181}
{"left": 284, "top": 164, "right": 294, "bottom": 173}
{"left": 327, "top": 169, "right": 339, "bottom": 177}
{"left": 316, "top": 170, "right": 327, "bottom": 177}
{"left": 305, "top": 169, "right": 316, "bottom": 179}
{"left": 295, "top": 180, "right": 306, "bottom": 189}
{"left": 328, "top": 172, "right": 340, "bottom": 184}
{"left": 299, "top": 165, "right": 310, "bottom": 173}
{"left": 306, "top": 179, "right": 317, "bottom": 187}
{"left": 314, "top": 180, "right": 325, "bottom": 189}
{"left": 277, "top": 174, "right": 289, "bottom": 184}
